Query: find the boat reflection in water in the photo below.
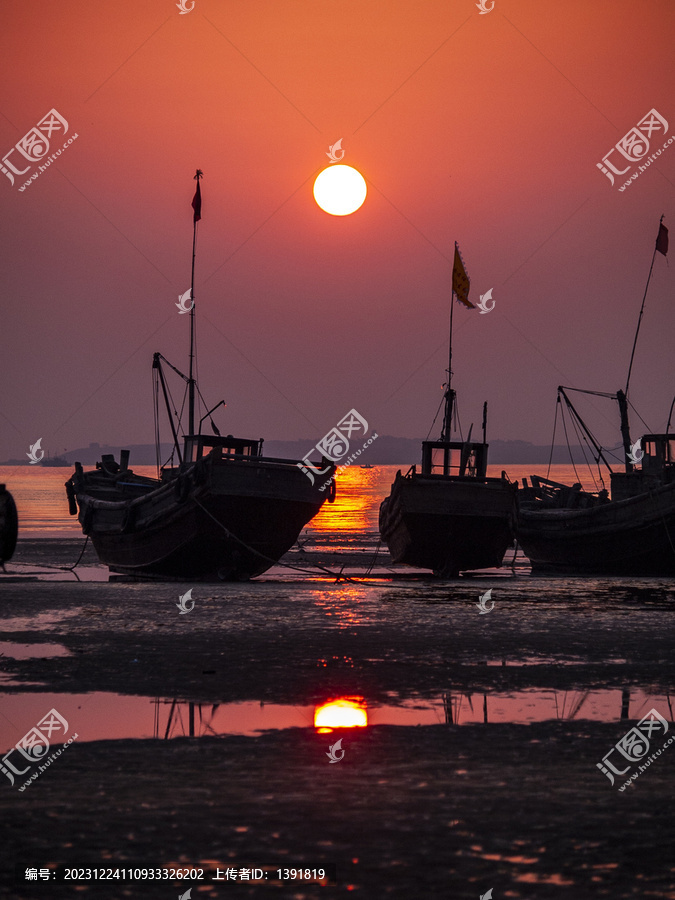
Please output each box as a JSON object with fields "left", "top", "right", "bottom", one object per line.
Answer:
{"left": 314, "top": 697, "right": 368, "bottom": 733}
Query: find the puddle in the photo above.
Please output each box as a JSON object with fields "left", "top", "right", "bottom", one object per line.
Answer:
{"left": 1, "top": 565, "right": 109, "bottom": 582}
{"left": 482, "top": 657, "right": 628, "bottom": 667}
{"left": 0, "top": 674, "right": 45, "bottom": 687}
{"left": 0, "top": 642, "right": 71, "bottom": 659}
{"left": 0, "top": 609, "right": 82, "bottom": 632}
{"left": 1, "top": 688, "right": 672, "bottom": 750}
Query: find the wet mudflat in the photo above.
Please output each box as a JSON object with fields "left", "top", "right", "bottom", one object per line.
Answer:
{"left": 1, "top": 540, "right": 675, "bottom": 898}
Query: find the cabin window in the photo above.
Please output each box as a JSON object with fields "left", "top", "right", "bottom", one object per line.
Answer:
{"left": 643, "top": 437, "right": 675, "bottom": 470}
{"left": 429, "top": 447, "right": 461, "bottom": 475}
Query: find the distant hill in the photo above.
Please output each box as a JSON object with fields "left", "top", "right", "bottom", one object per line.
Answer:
{"left": 1, "top": 437, "right": 599, "bottom": 466}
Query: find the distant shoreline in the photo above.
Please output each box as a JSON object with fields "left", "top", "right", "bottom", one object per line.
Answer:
{"left": 0, "top": 437, "right": 605, "bottom": 467}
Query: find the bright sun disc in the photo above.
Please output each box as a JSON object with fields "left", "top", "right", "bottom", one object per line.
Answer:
{"left": 313, "top": 165, "right": 367, "bottom": 216}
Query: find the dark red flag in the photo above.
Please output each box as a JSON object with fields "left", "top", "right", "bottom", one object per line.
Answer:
{"left": 656, "top": 222, "right": 668, "bottom": 256}
{"left": 192, "top": 180, "right": 201, "bottom": 223}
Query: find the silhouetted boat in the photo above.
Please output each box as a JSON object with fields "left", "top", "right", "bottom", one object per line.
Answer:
{"left": 0, "top": 484, "right": 18, "bottom": 566}
{"left": 42, "top": 453, "right": 69, "bottom": 467}
{"left": 65, "top": 172, "right": 335, "bottom": 580}
{"left": 516, "top": 410, "right": 675, "bottom": 575}
{"left": 379, "top": 244, "right": 517, "bottom": 577}
{"left": 515, "top": 219, "right": 675, "bottom": 575}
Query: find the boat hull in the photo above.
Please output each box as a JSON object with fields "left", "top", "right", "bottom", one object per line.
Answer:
{"left": 70, "top": 454, "right": 331, "bottom": 580}
{"left": 379, "top": 471, "right": 517, "bottom": 576}
{"left": 515, "top": 480, "right": 675, "bottom": 575}
{"left": 0, "top": 485, "right": 18, "bottom": 564}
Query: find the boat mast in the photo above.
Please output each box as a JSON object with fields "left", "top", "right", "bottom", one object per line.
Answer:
{"left": 189, "top": 169, "right": 203, "bottom": 437}
{"left": 625, "top": 215, "right": 667, "bottom": 398}
{"left": 616, "top": 389, "right": 633, "bottom": 474}
{"left": 442, "top": 242, "right": 472, "bottom": 441}
{"left": 441, "top": 281, "right": 456, "bottom": 442}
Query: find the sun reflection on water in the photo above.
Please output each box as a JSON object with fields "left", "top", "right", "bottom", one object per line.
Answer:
{"left": 314, "top": 697, "right": 368, "bottom": 733}
{"left": 310, "top": 466, "right": 386, "bottom": 534}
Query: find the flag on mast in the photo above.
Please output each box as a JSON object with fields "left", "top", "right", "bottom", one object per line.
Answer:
{"left": 192, "top": 170, "right": 202, "bottom": 223}
{"left": 656, "top": 221, "right": 668, "bottom": 256}
{"left": 452, "top": 243, "right": 474, "bottom": 308}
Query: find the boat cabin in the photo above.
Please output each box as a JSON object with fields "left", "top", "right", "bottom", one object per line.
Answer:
{"left": 611, "top": 433, "right": 675, "bottom": 500}
{"left": 641, "top": 433, "right": 675, "bottom": 476}
{"left": 421, "top": 440, "right": 488, "bottom": 478}
{"left": 182, "top": 434, "right": 263, "bottom": 464}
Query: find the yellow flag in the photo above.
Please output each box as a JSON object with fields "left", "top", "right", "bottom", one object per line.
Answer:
{"left": 452, "top": 244, "right": 474, "bottom": 308}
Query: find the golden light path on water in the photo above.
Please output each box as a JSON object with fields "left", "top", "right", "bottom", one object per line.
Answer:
{"left": 0, "top": 463, "right": 602, "bottom": 538}
{"left": 309, "top": 465, "right": 385, "bottom": 534}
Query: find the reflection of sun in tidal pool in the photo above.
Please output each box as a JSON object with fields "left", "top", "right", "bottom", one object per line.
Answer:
{"left": 313, "top": 165, "right": 367, "bottom": 216}
{"left": 314, "top": 698, "right": 368, "bottom": 732}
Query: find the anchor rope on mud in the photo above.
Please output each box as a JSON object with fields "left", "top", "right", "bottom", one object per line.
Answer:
{"left": 1, "top": 535, "right": 90, "bottom": 580}
{"left": 193, "top": 498, "right": 383, "bottom": 583}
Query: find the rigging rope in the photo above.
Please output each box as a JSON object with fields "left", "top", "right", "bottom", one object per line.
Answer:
{"left": 194, "top": 498, "right": 380, "bottom": 583}
{"left": 559, "top": 399, "right": 583, "bottom": 486}
{"left": 546, "top": 396, "right": 560, "bottom": 479}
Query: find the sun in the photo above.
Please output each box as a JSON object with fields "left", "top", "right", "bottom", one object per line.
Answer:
{"left": 313, "top": 165, "right": 367, "bottom": 216}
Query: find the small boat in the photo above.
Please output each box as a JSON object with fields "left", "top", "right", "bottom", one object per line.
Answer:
{"left": 515, "top": 219, "right": 675, "bottom": 575}
{"left": 42, "top": 453, "right": 69, "bottom": 467}
{"left": 0, "top": 484, "right": 18, "bottom": 566}
{"left": 359, "top": 464, "right": 375, "bottom": 469}
{"left": 379, "top": 244, "right": 517, "bottom": 577}
{"left": 65, "top": 172, "right": 335, "bottom": 580}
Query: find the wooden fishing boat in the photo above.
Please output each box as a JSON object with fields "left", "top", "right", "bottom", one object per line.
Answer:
{"left": 379, "top": 244, "right": 517, "bottom": 577}
{"left": 379, "top": 438, "right": 517, "bottom": 576}
{"left": 516, "top": 414, "right": 675, "bottom": 575}
{"left": 515, "top": 219, "right": 674, "bottom": 575}
{"left": 65, "top": 172, "right": 335, "bottom": 580}
{"left": 0, "top": 484, "right": 18, "bottom": 565}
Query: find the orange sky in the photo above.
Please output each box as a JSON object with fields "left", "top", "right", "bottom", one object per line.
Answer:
{"left": 1, "top": 0, "right": 674, "bottom": 460}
